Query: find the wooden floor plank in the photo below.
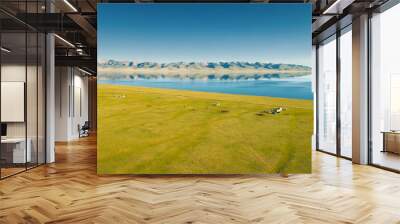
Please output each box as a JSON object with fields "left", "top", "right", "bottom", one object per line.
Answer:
{"left": 0, "top": 135, "right": 400, "bottom": 223}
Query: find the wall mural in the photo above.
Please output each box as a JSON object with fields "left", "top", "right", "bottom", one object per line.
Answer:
{"left": 97, "top": 3, "right": 313, "bottom": 174}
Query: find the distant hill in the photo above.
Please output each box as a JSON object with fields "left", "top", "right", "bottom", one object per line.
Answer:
{"left": 98, "top": 60, "right": 311, "bottom": 80}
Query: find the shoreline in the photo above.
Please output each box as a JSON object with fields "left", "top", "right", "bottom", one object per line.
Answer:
{"left": 98, "top": 83, "right": 314, "bottom": 103}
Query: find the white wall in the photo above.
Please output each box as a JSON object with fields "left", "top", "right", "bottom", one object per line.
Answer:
{"left": 1, "top": 64, "right": 41, "bottom": 138}
{"left": 1, "top": 63, "right": 47, "bottom": 164}
{"left": 1, "top": 64, "right": 25, "bottom": 81}
{"left": 55, "top": 67, "right": 89, "bottom": 141}
{"left": 1, "top": 65, "right": 26, "bottom": 139}
{"left": 72, "top": 72, "right": 89, "bottom": 138}
{"left": 55, "top": 67, "right": 70, "bottom": 141}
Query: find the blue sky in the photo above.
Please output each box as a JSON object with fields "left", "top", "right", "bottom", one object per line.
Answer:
{"left": 98, "top": 4, "right": 311, "bottom": 66}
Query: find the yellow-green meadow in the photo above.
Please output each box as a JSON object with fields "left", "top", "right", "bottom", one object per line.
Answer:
{"left": 98, "top": 84, "right": 313, "bottom": 174}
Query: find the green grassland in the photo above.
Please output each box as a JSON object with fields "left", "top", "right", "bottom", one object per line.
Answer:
{"left": 97, "top": 84, "right": 313, "bottom": 174}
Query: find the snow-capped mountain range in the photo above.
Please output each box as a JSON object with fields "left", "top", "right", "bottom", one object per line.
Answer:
{"left": 98, "top": 60, "right": 311, "bottom": 80}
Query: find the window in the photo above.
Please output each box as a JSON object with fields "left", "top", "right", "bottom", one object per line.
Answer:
{"left": 317, "top": 35, "right": 337, "bottom": 154}
{"left": 370, "top": 3, "right": 400, "bottom": 171}
{"left": 339, "top": 27, "right": 352, "bottom": 158}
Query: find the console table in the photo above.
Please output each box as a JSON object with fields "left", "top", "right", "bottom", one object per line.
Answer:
{"left": 382, "top": 131, "right": 400, "bottom": 154}
{"left": 1, "top": 138, "right": 32, "bottom": 164}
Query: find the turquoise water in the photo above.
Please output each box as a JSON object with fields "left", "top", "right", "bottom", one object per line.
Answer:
{"left": 99, "top": 76, "right": 313, "bottom": 100}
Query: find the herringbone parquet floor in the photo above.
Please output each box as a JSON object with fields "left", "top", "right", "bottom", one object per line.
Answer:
{"left": 1, "top": 135, "right": 400, "bottom": 224}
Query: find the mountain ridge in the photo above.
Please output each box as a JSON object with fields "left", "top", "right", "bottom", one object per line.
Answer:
{"left": 98, "top": 60, "right": 311, "bottom": 80}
